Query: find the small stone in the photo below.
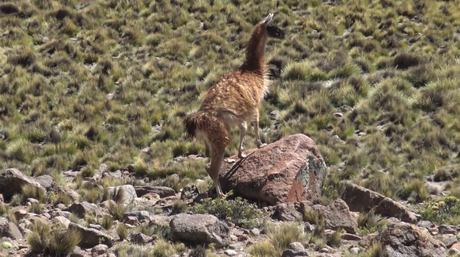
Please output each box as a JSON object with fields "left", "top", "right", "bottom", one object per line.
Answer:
{"left": 237, "top": 234, "right": 248, "bottom": 241}
{"left": 281, "top": 249, "right": 309, "bottom": 257}
{"left": 224, "top": 249, "right": 238, "bottom": 256}
{"left": 320, "top": 247, "right": 330, "bottom": 253}
{"left": 288, "top": 242, "right": 305, "bottom": 251}
{"left": 341, "top": 233, "right": 362, "bottom": 241}
{"left": 89, "top": 224, "right": 102, "bottom": 230}
{"left": 124, "top": 216, "right": 139, "bottom": 225}
{"left": 42, "top": 36, "right": 49, "bottom": 43}
{"left": 333, "top": 112, "right": 343, "bottom": 118}
{"left": 349, "top": 247, "right": 360, "bottom": 254}
{"left": 130, "top": 232, "right": 153, "bottom": 245}
{"left": 91, "top": 244, "right": 108, "bottom": 255}
{"left": 250, "top": 228, "right": 260, "bottom": 236}
{"left": 27, "top": 198, "right": 39, "bottom": 204}
{"left": 14, "top": 209, "right": 28, "bottom": 221}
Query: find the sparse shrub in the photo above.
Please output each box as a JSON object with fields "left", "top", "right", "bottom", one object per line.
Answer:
{"left": 108, "top": 201, "right": 126, "bottom": 221}
{"left": 100, "top": 215, "right": 113, "bottom": 230}
{"left": 28, "top": 202, "right": 42, "bottom": 214}
{"left": 79, "top": 166, "right": 96, "bottom": 177}
{"left": 399, "top": 179, "right": 429, "bottom": 203}
{"left": 420, "top": 196, "right": 460, "bottom": 224}
{"left": 21, "top": 184, "right": 45, "bottom": 203}
{"left": 357, "top": 209, "right": 388, "bottom": 234}
{"left": 0, "top": 204, "right": 8, "bottom": 216}
{"left": 117, "top": 223, "right": 128, "bottom": 240}
{"left": 190, "top": 194, "right": 264, "bottom": 228}
{"left": 7, "top": 47, "right": 36, "bottom": 67}
{"left": 248, "top": 222, "right": 309, "bottom": 257}
{"left": 26, "top": 220, "right": 81, "bottom": 255}
{"left": 392, "top": 53, "right": 423, "bottom": 70}
{"left": 357, "top": 241, "right": 389, "bottom": 257}
{"left": 327, "top": 229, "right": 342, "bottom": 247}
{"left": 170, "top": 200, "right": 188, "bottom": 215}
{"left": 282, "top": 62, "right": 310, "bottom": 80}
{"left": 0, "top": 3, "right": 19, "bottom": 14}
{"left": 49, "top": 191, "right": 72, "bottom": 206}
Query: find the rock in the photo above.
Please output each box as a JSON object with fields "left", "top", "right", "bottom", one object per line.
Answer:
{"left": 438, "top": 234, "right": 457, "bottom": 248}
{"left": 341, "top": 182, "right": 419, "bottom": 223}
{"left": 281, "top": 249, "right": 309, "bottom": 257}
{"left": 274, "top": 200, "right": 357, "bottom": 233}
{"left": 89, "top": 224, "right": 102, "bottom": 230}
{"left": 65, "top": 202, "right": 97, "bottom": 218}
{"left": 450, "top": 242, "right": 460, "bottom": 252}
{"left": 224, "top": 249, "right": 238, "bottom": 256}
{"left": 180, "top": 184, "right": 200, "bottom": 201}
{"left": 123, "top": 211, "right": 150, "bottom": 222}
{"left": 52, "top": 216, "right": 71, "bottom": 229}
{"left": 341, "top": 233, "right": 362, "bottom": 241}
{"left": 69, "top": 222, "right": 113, "bottom": 249}
{"left": 274, "top": 202, "right": 305, "bottom": 221}
{"left": 55, "top": 186, "right": 80, "bottom": 202}
{"left": 220, "top": 134, "right": 327, "bottom": 205}
{"left": 288, "top": 242, "right": 306, "bottom": 251}
{"left": 0, "top": 217, "right": 23, "bottom": 240}
{"left": 130, "top": 232, "right": 154, "bottom": 245}
{"left": 107, "top": 185, "right": 137, "bottom": 206}
{"left": 13, "top": 209, "right": 28, "bottom": 221}
{"left": 124, "top": 216, "right": 139, "bottom": 226}
{"left": 0, "top": 193, "right": 3, "bottom": 203}
{"left": 135, "top": 185, "right": 176, "bottom": 198}
{"left": 378, "top": 223, "right": 447, "bottom": 257}
{"left": 439, "top": 225, "right": 456, "bottom": 235}
{"left": 35, "top": 175, "right": 56, "bottom": 190}
{"left": 71, "top": 245, "right": 85, "bottom": 257}
{"left": 250, "top": 228, "right": 260, "bottom": 236}
{"left": 0, "top": 168, "right": 46, "bottom": 201}
{"left": 149, "top": 215, "right": 173, "bottom": 227}
{"left": 309, "top": 199, "right": 357, "bottom": 233}
{"left": 170, "top": 213, "right": 230, "bottom": 248}
{"left": 91, "top": 244, "right": 108, "bottom": 255}
{"left": 349, "top": 247, "right": 360, "bottom": 254}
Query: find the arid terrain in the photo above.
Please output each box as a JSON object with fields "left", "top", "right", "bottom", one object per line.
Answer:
{"left": 1, "top": 0, "right": 460, "bottom": 256}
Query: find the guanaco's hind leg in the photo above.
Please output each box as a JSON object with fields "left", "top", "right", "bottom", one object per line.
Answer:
{"left": 253, "top": 114, "right": 267, "bottom": 148}
{"left": 226, "top": 121, "right": 248, "bottom": 163}
{"left": 237, "top": 121, "right": 248, "bottom": 158}
{"left": 209, "top": 147, "right": 225, "bottom": 197}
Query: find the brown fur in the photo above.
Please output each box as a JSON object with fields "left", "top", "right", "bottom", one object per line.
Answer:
{"left": 183, "top": 14, "right": 283, "bottom": 197}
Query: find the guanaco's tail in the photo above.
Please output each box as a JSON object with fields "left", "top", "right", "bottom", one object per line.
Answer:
{"left": 183, "top": 111, "right": 212, "bottom": 139}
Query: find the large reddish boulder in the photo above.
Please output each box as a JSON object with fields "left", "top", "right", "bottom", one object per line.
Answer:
{"left": 219, "top": 133, "right": 327, "bottom": 205}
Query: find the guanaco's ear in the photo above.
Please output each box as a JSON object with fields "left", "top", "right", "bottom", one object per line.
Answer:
{"left": 263, "top": 13, "right": 274, "bottom": 26}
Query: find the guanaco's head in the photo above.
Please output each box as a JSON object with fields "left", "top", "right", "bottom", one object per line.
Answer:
{"left": 259, "top": 13, "right": 285, "bottom": 40}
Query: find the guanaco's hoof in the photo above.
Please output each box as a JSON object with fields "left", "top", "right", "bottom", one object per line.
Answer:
{"left": 258, "top": 143, "right": 267, "bottom": 148}
{"left": 225, "top": 158, "right": 237, "bottom": 163}
{"left": 238, "top": 153, "right": 247, "bottom": 159}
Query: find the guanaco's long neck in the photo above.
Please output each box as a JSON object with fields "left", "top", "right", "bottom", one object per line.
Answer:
{"left": 241, "top": 26, "right": 267, "bottom": 76}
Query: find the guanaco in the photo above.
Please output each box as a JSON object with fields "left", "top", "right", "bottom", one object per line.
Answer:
{"left": 183, "top": 13, "right": 285, "bottom": 197}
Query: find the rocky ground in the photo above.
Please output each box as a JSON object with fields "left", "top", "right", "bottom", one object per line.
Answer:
{"left": 0, "top": 134, "right": 459, "bottom": 257}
